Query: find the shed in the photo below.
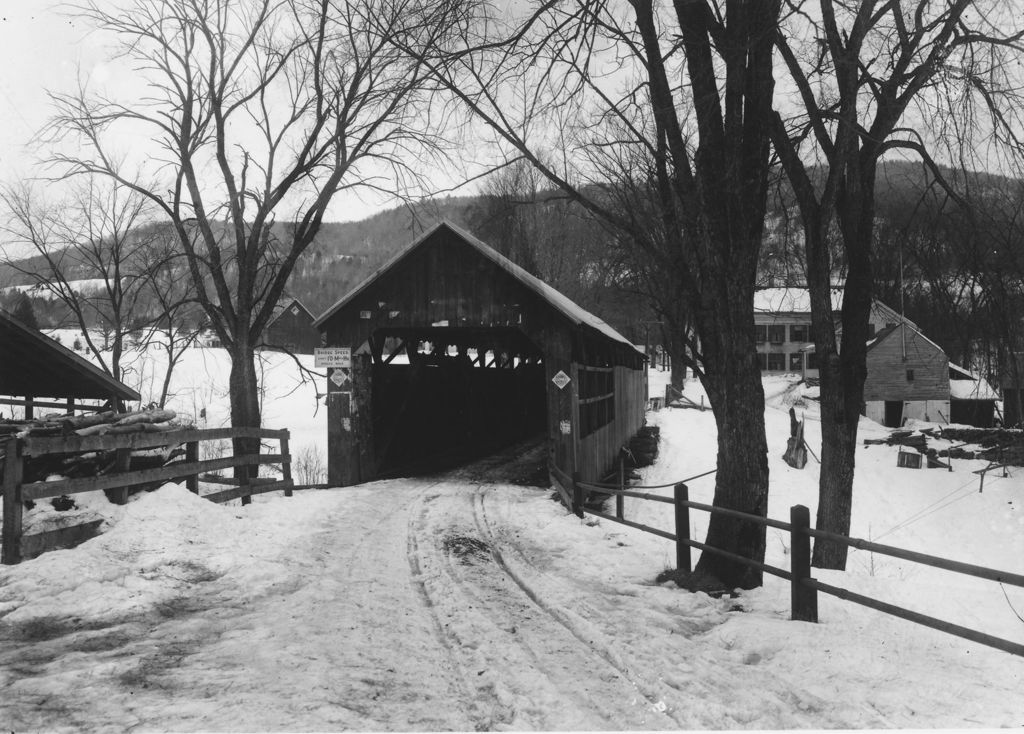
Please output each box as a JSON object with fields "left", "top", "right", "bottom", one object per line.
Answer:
{"left": 948, "top": 363, "right": 999, "bottom": 428}
{"left": 862, "top": 323, "right": 949, "bottom": 427}
{"left": 0, "top": 309, "right": 140, "bottom": 416}
{"left": 313, "top": 221, "right": 647, "bottom": 489}
{"left": 259, "top": 296, "right": 321, "bottom": 354}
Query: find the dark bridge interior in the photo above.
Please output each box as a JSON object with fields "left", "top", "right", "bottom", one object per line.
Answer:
{"left": 369, "top": 327, "right": 547, "bottom": 476}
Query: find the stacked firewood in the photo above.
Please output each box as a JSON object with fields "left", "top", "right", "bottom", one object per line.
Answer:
{"left": 0, "top": 407, "right": 182, "bottom": 440}
{"left": 0, "top": 407, "right": 191, "bottom": 487}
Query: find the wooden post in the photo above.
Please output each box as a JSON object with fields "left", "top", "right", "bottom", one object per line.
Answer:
{"left": 185, "top": 441, "right": 200, "bottom": 494}
{"left": 104, "top": 447, "right": 132, "bottom": 505}
{"left": 24, "top": 397, "right": 33, "bottom": 421}
{"left": 572, "top": 471, "right": 584, "bottom": 518}
{"left": 280, "top": 430, "right": 293, "bottom": 497}
{"left": 2, "top": 438, "right": 25, "bottom": 565}
{"left": 674, "top": 483, "right": 691, "bottom": 573}
{"left": 616, "top": 451, "right": 625, "bottom": 520}
{"left": 790, "top": 504, "right": 818, "bottom": 622}
{"left": 240, "top": 462, "right": 252, "bottom": 506}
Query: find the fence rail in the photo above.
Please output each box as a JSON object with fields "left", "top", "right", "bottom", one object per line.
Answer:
{"left": 2, "top": 427, "right": 295, "bottom": 565}
{"left": 559, "top": 460, "right": 1024, "bottom": 658}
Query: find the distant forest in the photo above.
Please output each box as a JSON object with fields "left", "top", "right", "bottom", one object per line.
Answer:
{"left": 3, "top": 160, "right": 1024, "bottom": 379}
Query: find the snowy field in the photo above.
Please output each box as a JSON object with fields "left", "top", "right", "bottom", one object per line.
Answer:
{"left": 1, "top": 348, "right": 1022, "bottom": 730}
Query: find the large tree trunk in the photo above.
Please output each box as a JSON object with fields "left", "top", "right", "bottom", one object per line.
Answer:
{"left": 228, "top": 340, "right": 262, "bottom": 484}
{"left": 810, "top": 174, "right": 875, "bottom": 570}
{"left": 692, "top": 290, "right": 770, "bottom": 590}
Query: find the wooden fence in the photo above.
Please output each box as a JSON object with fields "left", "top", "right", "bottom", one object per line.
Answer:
{"left": 566, "top": 468, "right": 1024, "bottom": 658}
{"left": 2, "top": 427, "right": 302, "bottom": 565}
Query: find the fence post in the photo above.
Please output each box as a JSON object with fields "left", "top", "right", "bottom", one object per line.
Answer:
{"left": 240, "top": 462, "right": 252, "bottom": 506}
{"left": 103, "top": 448, "right": 132, "bottom": 505}
{"left": 572, "top": 471, "right": 583, "bottom": 518}
{"left": 790, "top": 504, "right": 818, "bottom": 622}
{"left": 185, "top": 441, "right": 199, "bottom": 494}
{"left": 280, "top": 430, "right": 293, "bottom": 497}
{"left": 674, "top": 483, "right": 691, "bottom": 573}
{"left": 2, "top": 437, "right": 25, "bottom": 565}
{"left": 616, "top": 451, "right": 625, "bottom": 520}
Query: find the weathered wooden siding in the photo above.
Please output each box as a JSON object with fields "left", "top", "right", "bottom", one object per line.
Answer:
{"left": 322, "top": 230, "right": 562, "bottom": 349}
{"left": 574, "top": 365, "right": 646, "bottom": 484}
{"left": 318, "top": 224, "right": 646, "bottom": 487}
{"left": 863, "top": 326, "right": 949, "bottom": 402}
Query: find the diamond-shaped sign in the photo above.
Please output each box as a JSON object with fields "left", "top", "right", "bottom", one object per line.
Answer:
{"left": 330, "top": 370, "right": 350, "bottom": 387}
{"left": 551, "top": 370, "right": 571, "bottom": 390}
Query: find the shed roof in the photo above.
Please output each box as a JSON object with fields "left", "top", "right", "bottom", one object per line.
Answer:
{"left": 948, "top": 363, "right": 1000, "bottom": 401}
{"left": 313, "top": 221, "right": 641, "bottom": 354}
{"left": 0, "top": 310, "right": 141, "bottom": 402}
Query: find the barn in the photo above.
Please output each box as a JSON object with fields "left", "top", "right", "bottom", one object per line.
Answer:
{"left": 862, "top": 322, "right": 950, "bottom": 427}
{"left": 0, "top": 309, "right": 140, "bottom": 416}
{"left": 260, "top": 296, "right": 321, "bottom": 354}
{"left": 313, "top": 222, "right": 647, "bottom": 493}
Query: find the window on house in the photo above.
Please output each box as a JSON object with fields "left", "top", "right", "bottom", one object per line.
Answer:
{"left": 789, "top": 353, "right": 803, "bottom": 371}
{"left": 790, "top": 324, "right": 809, "bottom": 342}
{"left": 767, "top": 324, "right": 786, "bottom": 344}
{"left": 758, "top": 352, "right": 768, "bottom": 371}
{"left": 767, "top": 353, "right": 786, "bottom": 371}
{"left": 906, "top": 369, "right": 915, "bottom": 381}
{"left": 755, "top": 325, "right": 767, "bottom": 344}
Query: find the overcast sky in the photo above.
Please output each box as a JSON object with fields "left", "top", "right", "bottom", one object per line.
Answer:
{"left": 0, "top": 3, "right": 407, "bottom": 232}
{"left": 0, "top": 5, "right": 111, "bottom": 184}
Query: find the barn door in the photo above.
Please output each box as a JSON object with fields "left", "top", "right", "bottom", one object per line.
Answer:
{"left": 884, "top": 400, "right": 904, "bottom": 428}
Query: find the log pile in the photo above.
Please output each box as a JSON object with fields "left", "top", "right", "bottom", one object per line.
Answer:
{"left": 863, "top": 427, "right": 1024, "bottom": 467}
{"left": 0, "top": 407, "right": 191, "bottom": 490}
{"left": 0, "top": 407, "right": 182, "bottom": 440}
{"left": 628, "top": 425, "right": 660, "bottom": 468}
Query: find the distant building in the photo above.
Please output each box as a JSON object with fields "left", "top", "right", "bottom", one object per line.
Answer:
{"left": 753, "top": 287, "right": 913, "bottom": 376}
{"left": 259, "top": 297, "right": 321, "bottom": 354}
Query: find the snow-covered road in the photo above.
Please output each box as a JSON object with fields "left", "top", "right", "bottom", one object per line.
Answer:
{"left": 2, "top": 460, "right": 1022, "bottom": 730}
{"left": 0, "top": 479, "right": 691, "bottom": 731}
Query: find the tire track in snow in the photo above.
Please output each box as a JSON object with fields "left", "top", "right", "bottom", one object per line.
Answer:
{"left": 410, "top": 485, "right": 678, "bottom": 730}
{"left": 405, "top": 485, "right": 501, "bottom": 731}
{"left": 470, "top": 486, "right": 897, "bottom": 730}
{"left": 470, "top": 486, "right": 686, "bottom": 728}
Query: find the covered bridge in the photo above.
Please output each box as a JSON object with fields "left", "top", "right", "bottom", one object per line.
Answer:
{"left": 313, "top": 222, "right": 647, "bottom": 491}
{"left": 0, "top": 309, "right": 140, "bottom": 416}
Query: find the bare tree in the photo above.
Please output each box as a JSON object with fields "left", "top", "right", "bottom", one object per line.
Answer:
{"left": 1, "top": 177, "right": 160, "bottom": 393}
{"left": 133, "top": 229, "right": 207, "bottom": 408}
{"left": 770, "top": 0, "right": 1024, "bottom": 568}
{"left": 403, "top": 0, "right": 782, "bottom": 589}
{"left": 45, "top": 0, "right": 464, "bottom": 460}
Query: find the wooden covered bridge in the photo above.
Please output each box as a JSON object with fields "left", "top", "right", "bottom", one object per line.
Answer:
{"left": 313, "top": 222, "right": 647, "bottom": 492}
